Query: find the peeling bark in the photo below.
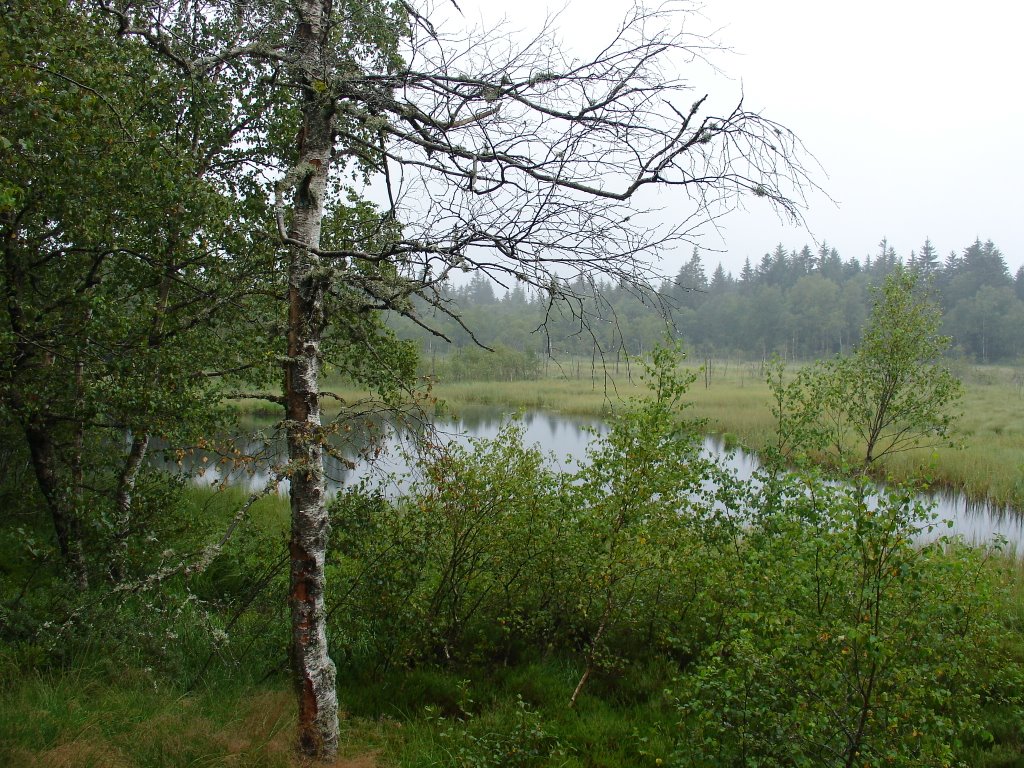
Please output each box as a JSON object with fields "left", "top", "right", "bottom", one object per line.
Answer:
{"left": 283, "top": 0, "right": 339, "bottom": 759}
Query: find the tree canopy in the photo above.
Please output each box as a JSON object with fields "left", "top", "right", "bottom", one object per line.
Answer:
{"left": 4, "top": 0, "right": 815, "bottom": 758}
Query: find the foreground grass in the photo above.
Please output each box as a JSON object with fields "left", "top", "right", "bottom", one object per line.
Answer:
{"left": 425, "top": 359, "right": 1024, "bottom": 511}
{"left": 0, "top": 654, "right": 680, "bottom": 768}
{"left": 4, "top": 585, "right": 1022, "bottom": 768}
{"left": 4, "top": 465, "right": 1024, "bottom": 766}
{"left": 0, "top": 663, "right": 300, "bottom": 767}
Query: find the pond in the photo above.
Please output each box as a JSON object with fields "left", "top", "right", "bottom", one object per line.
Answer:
{"left": 157, "top": 405, "right": 1024, "bottom": 548}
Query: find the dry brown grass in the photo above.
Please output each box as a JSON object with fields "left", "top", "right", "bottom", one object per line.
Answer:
{"left": 0, "top": 682, "right": 393, "bottom": 768}
{"left": 16, "top": 739, "right": 131, "bottom": 768}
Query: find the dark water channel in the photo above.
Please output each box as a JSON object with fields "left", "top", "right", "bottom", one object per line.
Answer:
{"left": 160, "top": 405, "right": 1024, "bottom": 548}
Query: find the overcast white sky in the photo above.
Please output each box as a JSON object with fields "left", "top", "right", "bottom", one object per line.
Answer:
{"left": 448, "top": 0, "right": 1024, "bottom": 277}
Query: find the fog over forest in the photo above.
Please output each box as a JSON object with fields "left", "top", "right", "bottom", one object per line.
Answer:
{"left": 398, "top": 236, "right": 1024, "bottom": 368}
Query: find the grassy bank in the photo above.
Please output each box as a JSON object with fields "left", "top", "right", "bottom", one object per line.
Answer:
{"left": 5, "top": 360, "right": 1024, "bottom": 766}
{"left": 3, "top": 523, "right": 1023, "bottom": 767}
{"left": 425, "top": 359, "right": 1024, "bottom": 511}
{"left": 0, "top": 655, "right": 682, "bottom": 768}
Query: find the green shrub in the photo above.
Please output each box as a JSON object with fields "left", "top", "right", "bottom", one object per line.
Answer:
{"left": 425, "top": 695, "right": 565, "bottom": 768}
{"left": 672, "top": 472, "right": 1023, "bottom": 767}
{"left": 430, "top": 345, "right": 541, "bottom": 382}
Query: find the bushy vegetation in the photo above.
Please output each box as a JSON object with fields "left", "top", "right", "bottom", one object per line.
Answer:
{"left": 4, "top": 333, "right": 1023, "bottom": 766}
{"left": 425, "top": 345, "right": 541, "bottom": 383}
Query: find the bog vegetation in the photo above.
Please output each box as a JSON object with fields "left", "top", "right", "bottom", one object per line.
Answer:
{"left": 3, "top": 0, "right": 1024, "bottom": 766}
{"left": 4, "top": 273, "right": 1024, "bottom": 766}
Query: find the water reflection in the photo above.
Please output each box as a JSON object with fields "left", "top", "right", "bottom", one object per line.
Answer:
{"left": 699, "top": 434, "right": 1024, "bottom": 547}
{"left": 156, "top": 406, "right": 1022, "bottom": 548}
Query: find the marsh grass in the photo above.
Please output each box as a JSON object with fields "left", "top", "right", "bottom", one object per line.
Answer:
{"left": 0, "top": 670, "right": 398, "bottom": 767}
{"left": 0, "top": 652, "right": 679, "bottom": 768}
{"left": 0, "top": 658, "right": 299, "bottom": 767}
{"left": 424, "top": 359, "right": 1024, "bottom": 510}
{"left": 3, "top": 413, "right": 1024, "bottom": 766}
{"left": 180, "top": 485, "right": 291, "bottom": 538}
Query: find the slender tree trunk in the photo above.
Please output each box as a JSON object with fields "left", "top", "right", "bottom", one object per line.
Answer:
{"left": 4, "top": 250, "right": 86, "bottom": 587}
{"left": 570, "top": 589, "right": 615, "bottom": 708}
{"left": 111, "top": 251, "right": 176, "bottom": 582}
{"left": 25, "top": 421, "right": 88, "bottom": 589}
{"left": 69, "top": 342, "right": 89, "bottom": 591}
{"left": 283, "top": 0, "right": 339, "bottom": 759}
{"left": 111, "top": 432, "right": 150, "bottom": 581}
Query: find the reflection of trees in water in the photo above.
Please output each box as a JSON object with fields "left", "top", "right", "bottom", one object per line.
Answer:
{"left": 941, "top": 493, "right": 1024, "bottom": 544}
{"left": 153, "top": 408, "right": 1022, "bottom": 546}
{"left": 148, "top": 429, "right": 281, "bottom": 493}
{"left": 152, "top": 407, "right": 434, "bottom": 495}
{"left": 453, "top": 407, "right": 510, "bottom": 432}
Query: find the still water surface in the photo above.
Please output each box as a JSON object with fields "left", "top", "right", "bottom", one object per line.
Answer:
{"left": 162, "top": 406, "right": 1023, "bottom": 548}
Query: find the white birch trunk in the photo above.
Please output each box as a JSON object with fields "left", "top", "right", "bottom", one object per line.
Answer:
{"left": 284, "top": 0, "right": 339, "bottom": 759}
{"left": 111, "top": 432, "right": 150, "bottom": 581}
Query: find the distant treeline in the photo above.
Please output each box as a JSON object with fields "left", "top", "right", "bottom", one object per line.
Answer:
{"left": 394, "top": 237, "right": 1024, "bottom": 365}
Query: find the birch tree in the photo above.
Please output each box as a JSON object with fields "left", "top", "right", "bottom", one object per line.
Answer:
{"left": 96, "top": 0, "right": 813, "bottom": 758}
{"left": 769, "top": 268, "right": 962, "bottom": 471}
